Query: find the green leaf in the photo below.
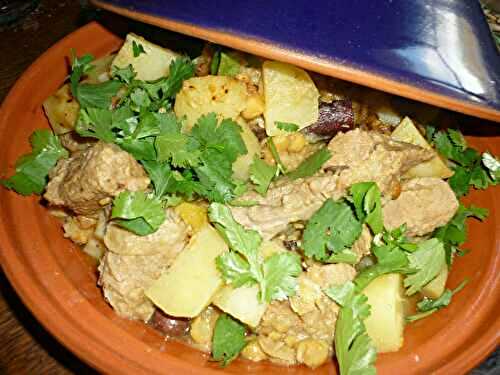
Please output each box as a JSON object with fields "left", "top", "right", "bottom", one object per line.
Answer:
{"left": 132, "top": 40, "right": 146, "bottom": 57}
{"left": 287, "top": 148, "right": 331, "bottom": 180}
{"left": 212, "top": 314, "right": 247, "bottom": 367}
{"left": 119, "top": 137, "right": 156, "bottom": 161}
{"left": 216, "top": 252, "right": 255, "bottom": 288}
{"left": 111, "top": 64, "right": 136, "bottom": 84}
{"left": 111, "top": 191, "right": 166, "bottom": 235}
{"left": 141, "top": 160, "right": 174, "bottom": 199}
{"left": 447, "top": 128, "right": 466, "bottom": 150}
{"left": 482, "top": 152, "right": 500, "bottom": 181}
{"left": 261, "top": 252, "right": 302, "bottom": 301}
{"left": 267, "top": 137, "right": 287, "bottom": 174}
{"left": 249, "top": 156, "right": 277, "bottom": 195}
{"left": 404, "top": 238, "right": 446, "bottom": 295}
{"left": 303, "top": 199, "right": 362, "bottom": 262}
{"left": 1, "top": 130, "right": 68, "bottom": 195}
{"left": 76, "top": 80, "right": 123, "bottom": 109}
{"left": 210, "top": 50, "right": 221, "bottom": 75}
{"left": 275, "top": 121, "right": 299, "bottom": 132}
{"left": 142, "top": 57, "right": 195, "bottom": 100}
{"left": 69, "top": 50, "right": 95, "bottom": 98}
{"left": 350, "top": 182, "right": 383, "bottom": 234}
{"left": 448, "top": 165, "right": 471, "bottom": 197}
{"left": 325, "top": 281, "right": 377, "bottom": 375}
{"left": 217, "top": 52, "right": 240, "bottom": 77}
{"left": 76, "top": 107, "right": 115, "bottom": 142}
{"left": 155, "top": 132, "right": 200, "bottom": 167}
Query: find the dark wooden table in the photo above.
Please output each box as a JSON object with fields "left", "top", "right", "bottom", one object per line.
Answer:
{"left": 0, "top": 1, "right": 497, "bottom": 374}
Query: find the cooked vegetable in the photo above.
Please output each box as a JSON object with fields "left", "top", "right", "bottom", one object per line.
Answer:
{"left": 209, "top": 203, "right": 302, "bottom": 302}
{"left": 217, "top": 52, "right": 241, "bottom": 77}
{"left": 362, "top": 273, "right": 405, "bottom": 353}
{"left": 112, "top": 33, "right": 179, "bottom": 81}
{"left": 249, "top": 156, "right": 277, "bottom": 195}
{"left": 303, "top": 100, "right": 354, "bottom": 139}
{"left": 145, "top": 225, "right": 228, "bottom": 317}
{"left": 262, "top": 61, "right": 319, "bottom": 136}
{"left": 232, "top": 120, "right": 261, "bottom": 181}
{"left": 287, "top": 148, "right": 331, "bottom": 180}
{"left": 276, "top": 121, "right": 299, "bottom": 132}
{"left": 43, "top": 84, "right": 80, "bottom": 135}
{"left": 174, "top": 202, "right": 208, "bottom": 231}
{"left": 1, "top": 130, "right": 68, "bottom": 195}
{"left": 391, "top": 117, "right": 453, "bottom": 179}
{"left": 212, "top": 313, "right": 247, "bottom": 367}
{"left": 421, "top": 265, "right": 448, "bottom": 299}
{"left": 174, "top": 76, "right": 248, "bottom": 130}
{"left": 325, "top": 281, "right": 377, "bottom": 375}
{"left": 350, "top": 182, "right": 383, "bottom": 234}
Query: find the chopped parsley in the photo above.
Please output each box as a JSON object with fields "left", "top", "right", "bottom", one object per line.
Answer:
{"left": 217, "top": 52, "right": 241, "bottom": 77}
{"left": 132, "top": 40, "right": 146, "bottom": 57}
{"left": 350, "top": 182, "right": 383, "bottom": 234}
{"left": 287, "top": 148, "right": 331, "bottom": 180}
{"left": 249, "top": 156, "right": 277, "bottom": 195}
{"left": 325, "top": 281, "right": 377, "bottom": 375}
{"left": 1, "top": 130, "right": 68, "bottom": 195}
{"left": 275, "top": 121, "right": 299, "bottom": 132}
{"left": 209, "top": 203, "right": 302, "bottom": 302}
{"left": 212, "top": 313, "right": 247, "bottom": 367}
{"left": 267, "top": 137, "right": 287, "bottom": 175}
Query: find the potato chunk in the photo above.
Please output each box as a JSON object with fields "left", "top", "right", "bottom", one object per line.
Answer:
{"left": 145, "top": 225, "right": 228, "bottom": 317}
{"left": 262, "top": 61, "right": 319, "bottom": 136}
{"left": 363, "top": 273, "right": 405, "bottom": 353}
{"left": 174, "top": 202, "right": 208, "bottom": 232}
{"left": 112, "top": 33, "right": 179, "bottom": 81}
{"left": 174, "top": 76, "right": 248, "bottom": 130}
{"left": 391, "top": 117, "right": 453, "bottom": 179}
{"left": 43, "top": 84, "right": 79, "bottom": 135}
{"left": 421, "top": 265, "right": 448, "bottom": 299}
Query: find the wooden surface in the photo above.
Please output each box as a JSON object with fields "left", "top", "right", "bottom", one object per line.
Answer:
{"left": 0, "top": 1, "right": 496, "bottom": 375}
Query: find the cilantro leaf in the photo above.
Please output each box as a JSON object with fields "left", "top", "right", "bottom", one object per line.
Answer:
{"left": 76, "top": 80, "right": 123, "bottom": 109}
{"left": 111, "top": 64, "right": 136, "bottom": 84}
{"left": 404, "top": 238, "right": 446, "bottom": 295}
{"left": 76, "top": 107, "right": 115, "bottom": 142}
{"left": 212, "top": 314, "right": 247, "bottom": 367}
{"left": 275, "top": 121, "right": 299, "bottom": 132}
{"left": 69, "top": 50, "right": 95, "bottom": 98}
{"left": 1, "top": 130, "right": 68, "bottom": 195}
{"left": 217, "top": 52, "right": 240, "bottom": 77}
{"left": 287, "top": 148, "right": 331, "bottom": 180}
{"left": 249, "top": 156, "right": 277, "bottom": 195}
{"left": 142, "top": 57, "right": 195, "bottom": 100}
{"left": 267, "top": 137, "right": 287, "bottom": 174}
{"left": 111, "top": 191, "right": 166, "bottom": 235}
{"left": 209, "top": 203, "right": 301, "bottom": 302}
{"left": 141, "top": 160, "right": 175, "bottom": 199}
{"left": 132, "top": 40, "right": 146, "bottom": 57}
{"left": 350, "top": 182, "right": 383, "bottom": 234}
{"left": 406, "top": 279, "right": 468, "bottom": 322}
{"left": 261, "top": 252, "right": 302, "bottom": 301}
{"left": 482, "top": 152, "right": 500, "bottom": 181}
{"left": 303, "top": 199, "right": 362, "bottom": 263}
{"left": 155, "top": 132, "right": 200, "bottom": 167}
{"left": 325, "top": 281, "right": 377, "bottom": 375}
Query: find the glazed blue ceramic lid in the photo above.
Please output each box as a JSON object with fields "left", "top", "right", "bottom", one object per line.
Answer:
{"left": 92, "top": 0, "right": 500, "bottom": 122}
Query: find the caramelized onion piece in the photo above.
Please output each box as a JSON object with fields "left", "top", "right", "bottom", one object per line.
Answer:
{"left": 304, "top": 100, "right": 354, "bottom": 140}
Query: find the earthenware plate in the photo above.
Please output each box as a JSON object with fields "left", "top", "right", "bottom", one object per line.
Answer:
{"left": 91, "top": 0, "right": 500, "bottom": 123}
{"left": 0, "top": 22, "right": 498, "bottom": 375}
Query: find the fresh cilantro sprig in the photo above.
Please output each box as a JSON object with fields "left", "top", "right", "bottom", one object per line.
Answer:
{"left": 209, "top": 203, "right": 302, "bottom": 302}
{"left": 249, "top": 156, "right": 277, "bottom": 195}
{"left": 132, "top": 40, "right": 146, "bottom": 57}
{"left": 406, "top": 279, "right": 468, "bottom": 322}
{"left": 302, "top": 198, "right": 362, "bottom": 264}
{"left": 404, "top": 238, "right": 446, "bottom": 296}
{"left": 111, "top": 191, "right": 166, "bottom": 235}
{"left": 217, "top": 52, "right": 241, "bottom": 77}
{"left": 325, "top": 281, "right": 377, "bottom": 375}
{"left": 482, "top": 152, "right": 500, "bottom": 182}
{"left": 350, "top": 182, "right": 383, "bottom": 234}
{"left": 287, "top": 148, "right": 331, "bottom": 180}
{"left": 211, "top": 313, "right": 247, "bottom": 367}
{"left": 433, "top": 203, "right": 488, "bottom": 265}
{"left": 276, "top": 121, "right": 299, "bottom": 132}
{"left": 429, "top": 128, "right": 498, "bottom": 197}
{"left": 1, "top": 130, "right": 68, "bottom": 195}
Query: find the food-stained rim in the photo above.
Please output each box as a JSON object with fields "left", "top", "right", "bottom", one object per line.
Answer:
{"left": 0, "top": 21, "right": 498, "bottom": 375}
{"left": 91, "top": 0, "right": 500, "bottom": 123}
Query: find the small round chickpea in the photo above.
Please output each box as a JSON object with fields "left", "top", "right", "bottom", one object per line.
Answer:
{"left": 241, "top": 339, "right": 267, "bottom": 362}
{"left": 296, "top": 338, "right": 330, "bottom": 369}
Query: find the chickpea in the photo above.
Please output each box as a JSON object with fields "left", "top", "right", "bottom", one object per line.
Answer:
{"left": 241, "top": 339, "right": 267, "bottom": 362}
{"left": 296, "top": 338, "right": 330, "bottom": 369}
{"left": 288, "top": 133, "right": 306, "bottom": 153}
{"left": 242, "top": 94, "right": 265, "bottom": 120}
{"left": 189, "top": 306, "right": 220, "bottom": 351}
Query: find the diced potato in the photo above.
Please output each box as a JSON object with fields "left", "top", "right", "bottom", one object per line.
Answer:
{"left": 232, "top": 119, "right": 261, "bottom": 181}
{"left": 363, "top": 273, "right": 405, "bottom": 353}
{"left": 145, "top": 225, "right": 228, "bottom": 317}
{"left": 211, "top": 240, "right": 284, "bottom": 327}
{"left": 212, "top": 285, "right": 267, "bottom": 328}
{"left": 190, "top": 306, "right": 220, "bottom": 352}
{"left": 43, "top": 84, "right": 79, "bottom": 135}
{"left": 83, "top": 54, "right": 115, "bottom": 84}
{"left": 262, "top": 61, "right": 319, "bottom": 136}
{"left": 175, "top": 202, "right": 208, "bottom": 232}
{"left": 391, "top": 117, "right": 453, "bottom": 179}
{"left": 421, "top": 265, "right": 448, "bottom": 299}
{"left": 112, "top": 33, "right": 179, "bottom": 81}
{"left": 174, "top": 76, "right": 248, "bottom": 131}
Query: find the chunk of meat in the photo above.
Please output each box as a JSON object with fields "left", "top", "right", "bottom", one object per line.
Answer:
{"left": 104, "top": 209, "right": 190, "bottom": 256}
{"left": 257, "top": 264, "right": 355, "bottom": 367}
{"left": 98, "top": 210, "right": 190, "bottom": 321}
{"left": 324, "top": 129, "right": 433, "bottom": 196}
{"left": 382, "top": 177, "right": 459, "bottom": 237}
{"left": 45, "top": 141, "right": 150, "bottom": 216}
{"left": 231, "top": 174, "right": 343, "bottom": 240}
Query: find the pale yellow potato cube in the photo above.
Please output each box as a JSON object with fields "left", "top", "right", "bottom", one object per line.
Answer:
{"left": 43, "top": 84, "right": 79, "bottom": 135}
{"left": 112, "top": 33, "right": 179, "bottom": 81}
{"left": 363, "top": 273, "right": 405, "bottom": 353}
{"left": 391, "top": 117, "right": 453, "bottom": 179}
{"left": 174, "top": 76, "right": 248, "bottom": 131}
{"left": 421, "top": 265, "right": 448, "bottom": 299}
{"left": 212, "top": 285, "right": 267, "bottom": 328}
{"left": 145, "top": 225, "right": 228, "bottom": 317}
{"left": 262, "top": 61, "right": 319, "bottom": 136}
